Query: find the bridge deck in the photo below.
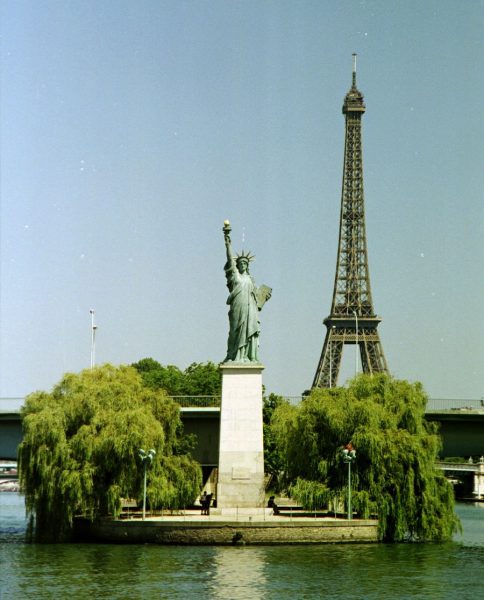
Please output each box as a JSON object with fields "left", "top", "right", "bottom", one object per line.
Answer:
{"left": 2, "top": 398, "right": 484, "bottom": 461}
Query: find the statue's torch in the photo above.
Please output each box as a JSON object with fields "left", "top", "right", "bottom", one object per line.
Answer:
{"left": 223, "top": 220, "right": 231, "bottom": 235}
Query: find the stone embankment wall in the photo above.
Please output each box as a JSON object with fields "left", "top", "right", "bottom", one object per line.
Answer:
{"left": 75, "top": 518, "right": 379, "bottom": 545}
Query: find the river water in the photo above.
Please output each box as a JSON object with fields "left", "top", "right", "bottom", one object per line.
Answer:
{"left": 1, "top": 494, "right": 483, "bottom": 599}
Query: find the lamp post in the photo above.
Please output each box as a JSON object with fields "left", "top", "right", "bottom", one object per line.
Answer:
{"left": 90, "top": 309, "right": 97, "bottom": 369}
{"left": 341, "top": 446, "right": 356, "bottom": 520}
{"left": 352, "top": 310, "right": 358, "bottom": 376}
{"left": 139, "top": 448, "right": 156, "bottom": 520}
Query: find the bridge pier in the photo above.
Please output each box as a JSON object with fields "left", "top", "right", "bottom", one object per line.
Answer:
{"left": 473, "top": 457, "right": 484, "bottom": 499}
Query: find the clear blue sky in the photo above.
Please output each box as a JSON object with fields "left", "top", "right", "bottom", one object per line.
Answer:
{"left": 1, "top": 1, "right": 483, "bottom": 399}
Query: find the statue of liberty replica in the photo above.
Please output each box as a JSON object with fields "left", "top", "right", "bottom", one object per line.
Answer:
{"left": 217, "top": 220, "right": 272, "bottom": 510}
{"left": 223, "top": 220, "right": 271, "bottom": 363}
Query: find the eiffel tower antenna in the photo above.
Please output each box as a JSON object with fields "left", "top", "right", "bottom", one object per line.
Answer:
{"left": 313, "top": 55, "right": 388, "bottom": 388}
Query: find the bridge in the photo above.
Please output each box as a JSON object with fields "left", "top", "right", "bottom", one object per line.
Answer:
{"left": 436, "top": 460, "right": 484, "bottom": 499}
{"left": 0, "top": 397, "right": 222, "bottom": 466}
{"left": 425, "top": 399, "right": 484, "bottom": 457}
{"left": 2, "top": 397, "right": 484, "bottom": 492}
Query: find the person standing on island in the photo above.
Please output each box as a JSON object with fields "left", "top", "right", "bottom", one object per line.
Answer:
{"left": 223, "top": 220, "right": 271, "bottom": 363}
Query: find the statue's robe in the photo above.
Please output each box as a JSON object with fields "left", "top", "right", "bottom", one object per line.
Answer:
{"left": 224, "top": 260, "right": 259, "bottom": 362}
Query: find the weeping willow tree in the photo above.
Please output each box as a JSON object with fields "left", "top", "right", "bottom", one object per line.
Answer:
{"left": 18, "top": 364, "right": 202, "bottom": 542}
{"left": 271, "top": 374, "right": 460, "bottom": 542}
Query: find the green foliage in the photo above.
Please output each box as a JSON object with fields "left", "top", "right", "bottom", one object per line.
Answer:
{"left": 262, "top": 393, "right": 287, "bottom": 487}
{"left": 271, "top": 374, "right": 460, "bottom": 542}
{"left": 132, "top": 358, "right": 222, "bottom": 399}
{"left": 290, "top": 478, "right": 331, "bottom": 510}
{"left": 18, "top": 364, "right": 202, "bottom": 542}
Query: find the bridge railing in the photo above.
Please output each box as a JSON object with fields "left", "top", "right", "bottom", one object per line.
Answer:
{"left": 426, "top": 398, "right": 484, "bottom": 412}
{"left": 173, "top": 397, "right": 483, "bottom": 411}
{"left": 170, "top": 396, "right": 221, "bottom": 407}
{"left": 436, "top": 459, "right": 484, "bottom": 472}
{"left": 1, "top": 396, "right": 482, "bottom": 412}
{"left": 0, "top": 395, "right": 304, "bottom": 411}
{"left": 169, "top": 395, "right": 305, "bottom": 407}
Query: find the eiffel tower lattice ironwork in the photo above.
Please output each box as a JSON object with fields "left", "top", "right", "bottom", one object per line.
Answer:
{"left": 313, "top": 55, "right": 388, "bottom": 388}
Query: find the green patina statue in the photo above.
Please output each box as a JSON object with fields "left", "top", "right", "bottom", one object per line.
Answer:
{"left": 223, "top": 221, "right": 272, "bottom": 363}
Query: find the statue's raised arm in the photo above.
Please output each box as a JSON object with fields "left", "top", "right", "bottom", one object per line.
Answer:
{"left": 223, "top": 221, "right": 234, "bottom": 264}
{"left": 222, "top": 220, "right": 271, "bottom": 364}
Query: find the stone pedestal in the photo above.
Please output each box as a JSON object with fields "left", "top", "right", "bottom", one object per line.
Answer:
{"left": 216, "top": 363, "right": 265, "bottom": 508}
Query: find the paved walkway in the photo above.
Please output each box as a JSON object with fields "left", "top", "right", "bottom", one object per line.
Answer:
{"left": 120, "top": 508, "right": 355, "bottom": 524}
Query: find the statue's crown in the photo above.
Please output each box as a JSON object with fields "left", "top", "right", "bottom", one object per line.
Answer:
{"left": 236, "top": 250, "right": 255, "bottom": 263}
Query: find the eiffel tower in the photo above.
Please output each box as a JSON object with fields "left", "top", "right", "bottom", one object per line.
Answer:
{"left": 313, "top": 55, "right": 388, "bottom": 388}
